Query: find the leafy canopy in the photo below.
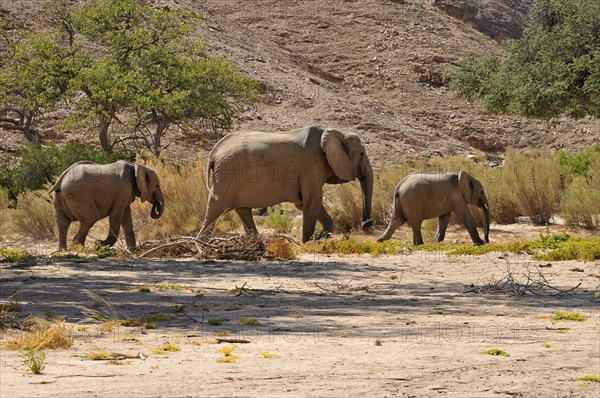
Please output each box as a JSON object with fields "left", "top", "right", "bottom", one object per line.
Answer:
{"left": 0, "top": 0, "right": 258, "bottom": 154}
{"left": 450, "top": 0, "right": 600, "bottom": 118}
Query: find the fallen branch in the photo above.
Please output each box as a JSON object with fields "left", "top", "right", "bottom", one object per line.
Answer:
{"left": 464, "top": 264, "right": 581, "bottom": 296}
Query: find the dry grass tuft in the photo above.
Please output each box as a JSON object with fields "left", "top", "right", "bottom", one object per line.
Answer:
{"left": 132, "top": 153, "right": 209, "bottom": 241}
{"left": 561, "top": 157, "right": 600, "bottom": 229}
{"left": 12, "top": 190, "right": 56, "bottom": 239}
{"left": 502, "top": 149, "right": 561, "bottom": 225}
{"left": 265, "top": 236, "right": 298, "bottom": 259}
{"left": 324, "top": 182, "right": 363, "bottom": 232}
{"left": 4, "top": 317, "right": 73, "bottom": 350}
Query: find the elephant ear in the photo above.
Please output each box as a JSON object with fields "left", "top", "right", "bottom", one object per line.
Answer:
{"left": 457, "top": 169, "right": 473, "bottom": 203}
{"left": 134, "top": 163, "right": 150, "bottom": 203}
{"left": 320, "top": 129, "right": 355, "bottom": 181}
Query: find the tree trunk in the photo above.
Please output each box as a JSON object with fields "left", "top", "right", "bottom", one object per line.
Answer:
{"left": 99, "top": 115, "right": 113, "bottom": 153}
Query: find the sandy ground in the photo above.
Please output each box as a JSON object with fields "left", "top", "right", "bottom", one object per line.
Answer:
{"left": 1, "top": 224, "right": 599, "bottom": 398}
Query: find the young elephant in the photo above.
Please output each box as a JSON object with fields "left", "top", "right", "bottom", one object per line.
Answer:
{"left": 50, "top": 160, "right": 165, "bottom": 250}
{"left": 377, "top": 170, "right": 490, "bottom": 245}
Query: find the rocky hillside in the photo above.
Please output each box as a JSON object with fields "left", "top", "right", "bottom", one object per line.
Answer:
{"left": 1, "top": 0, "right": 598, "bottom": 166}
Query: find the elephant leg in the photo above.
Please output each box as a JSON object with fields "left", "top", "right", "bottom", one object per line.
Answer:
{"left": 377, "top": 203, "right": 407, "bottom": 242}
{"left": 198, "top": 199, "right": 228, "bottom": 237}
{"left": 235, "top": 207, "right": 258, "bottom": 235}
{"left": 73, "top": 221, "right": 94, "bottom": 247}
{"left": 435, "top": 213, "right": 451, "bottom": 243}
{"left": 301, "top": 196, "right": 322, "bottom": 243}
{"left": 54, "top": 207, "right": 71, "bottom": 250}
{"left": 101, "top": 208, "right": 125, "bottom": 247}
{"left": 121, "top": 206, "right": 136, "bottom": 250}
{"left": 317, "top": 205, "right": 334, "bottom": 233}
{"left": 455, "top": 204, "right": 484, "bottom": 245}
{"left": 410, "top": 220, "right": 424, "bottom": 246}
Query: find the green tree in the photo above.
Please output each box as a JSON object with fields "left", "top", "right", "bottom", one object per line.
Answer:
{"left": 1, "top": 0, "right": 257, "bottom": 154}
{"left": 0, "top": 30, "right": 84, "bottom": 147}
{"left": 64, "top": 0, "right": 258, "bottom": 155}
{"left": 451, "top": 0, "right": 600, "bottom": 118}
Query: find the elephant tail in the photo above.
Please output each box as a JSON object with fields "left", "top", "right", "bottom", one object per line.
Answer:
{"left": 205, "top": 158, "right": 219, "bottom": 200}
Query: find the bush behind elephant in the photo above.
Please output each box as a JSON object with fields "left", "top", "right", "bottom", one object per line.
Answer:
{"left": 199, "top": 126, "right": 374, "bottom": 242}
{"left": 377, "top": 170, "right": 490, "bottom": 245}
{"left": 50, "top": 160, "right": 165, "bottom": 250}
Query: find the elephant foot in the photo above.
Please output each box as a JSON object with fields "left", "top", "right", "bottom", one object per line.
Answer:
{"left": 473, "top": 239, "right": 485, "bottom": 246}
{"left": 97, "top": 238, "right": 117, "bottom": 247}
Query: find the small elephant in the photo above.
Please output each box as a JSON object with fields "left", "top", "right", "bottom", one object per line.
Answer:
{"left": 50, "top": 160, "right": 165, "bottom": 250}
{"left": 199, "top": 126, "right": 374, "bottom": 242}
{"left": 377, "top": 170, "right": 490, "bottom": 245}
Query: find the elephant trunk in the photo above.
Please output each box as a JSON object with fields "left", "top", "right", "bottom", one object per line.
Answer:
{"left": 359, "top": 155, "right": 374, "bottom": 230}
{"left": 151, "top": 190, "right": 165, "bottom": 219}
{"left": 481, "top": 195, "right": 490, "bottom": 243}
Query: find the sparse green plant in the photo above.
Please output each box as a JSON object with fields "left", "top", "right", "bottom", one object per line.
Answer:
{"left": 85, "top": 244, "right": 118, "bottom": 259}
{"left": 339, "top": 333, "right": 352, "bottom": 338}
{"left": 153, "top": 342, "right": 180, "bottom": 354}
{"left": 216, "top": 345, "right": 238, "bottom": 363}
{"left": 310, "top": 230, "right": 332, "bottom": 241}
{"left": 239, "top": 317, "right": 259, "bottom": 326}
{"left": 554, "top": 329, "right": 569, "bottom": 334}
{"left": 479, "top": 348, "right": 510, "bottom": 357}
{"left": 375, "top": 339, "right": 382, "bottom": 346}
{"left": 207, "top": 318, "right": 224, "bottom": 326}
{"left": 159, "top": 283, "right": 183, "bottom": 291}
{"left": 145, "top": 314, "right": 174, "bottom": 323}
{"left": 552, "top": 312, "right": 587, "bottom": 321}
{"left": 138, "top": 287, "right": 151, "bottom": 293}
{"left": 19, "top": 345, "right": 46, "bottom": 374}
{"left": 265, "top": 206, "right": 293, "bottom": 233}
{"left": 173, "top": 304, "right": 187, "bottom": 313}
{"left": 542, "top": 343, "right": 552, "bottom": 348}
{"left": 574, "top": 376, "right": 600, "bottom": 383}
{"left": 258, "top": 351, "right": 280, "bottom": 359}
{"left": 290, "top": 311, "right": 304, "bottom": 319}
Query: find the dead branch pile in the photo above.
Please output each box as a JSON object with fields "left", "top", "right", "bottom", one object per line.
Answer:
{"left": 140, "top": 234, "right": 301, "bottom": 261}
{"left": 464, "top": 264, "right": 581, "bottom": 296}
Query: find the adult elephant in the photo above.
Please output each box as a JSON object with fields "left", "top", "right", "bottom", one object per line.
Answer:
{"left": 50, "top": 160, "right": 165, "bottom": 250}
{"left": 377, "top": 170, "right": 490, "bottom": 245}
{"left": 199, "top": 126, "right": 374, "bottom": 242}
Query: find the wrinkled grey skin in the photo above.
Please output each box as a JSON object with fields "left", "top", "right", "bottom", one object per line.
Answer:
{"left": 199, "top": 126, "right": 374, "bottom": 242}
{"left": 50, "top": 160, "right": 165, "bottom": 250}
{"left": 377, "top": 170, "right": 490, "bottom": 246}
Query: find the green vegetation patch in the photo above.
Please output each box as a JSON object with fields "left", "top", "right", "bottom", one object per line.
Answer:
{"left": 552, "top": 312, "right": 587, "bottom": 322}
{"left": 574, "top": 376, "right": 600, "bottom": 383}
{"left": 0, "top": 248, "right": 33, "bottom": 263}
{"left": 479, "top": 348, "right": 510, "bottom": 357}
{"left": 239, "top": 317, "right": 260, "bottom": 326}
{"left": 310, "top": 233, "right": 599, "bottom": 261}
